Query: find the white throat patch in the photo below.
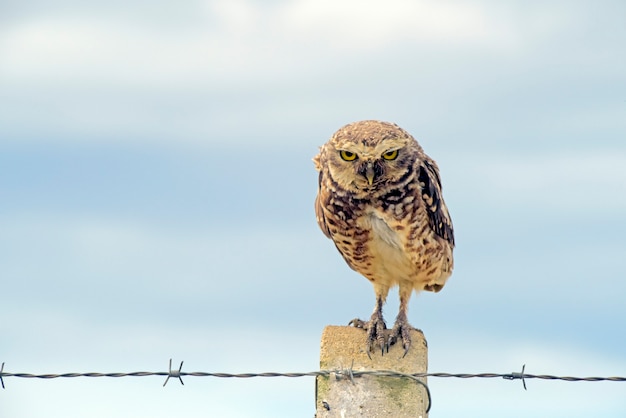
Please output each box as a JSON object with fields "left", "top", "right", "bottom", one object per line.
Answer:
{"left": 368, "top": 213, "right": 401, "bottom": 249}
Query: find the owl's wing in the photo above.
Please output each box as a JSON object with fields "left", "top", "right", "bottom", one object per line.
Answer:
{"left": 315, "top": 170, "right": 333, "bottom": 239}
{"left": 419, "top": 157, "right": 455, "bottom": 247}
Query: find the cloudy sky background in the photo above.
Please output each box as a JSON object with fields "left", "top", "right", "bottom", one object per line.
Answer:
{"left": 1, "top": 0, "right": 626, "bottom": 416}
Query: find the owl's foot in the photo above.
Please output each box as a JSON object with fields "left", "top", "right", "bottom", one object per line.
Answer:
{"left": 349, "top": 312, "right": 388, "bottom": 357}
{"left": 388, "top": 316, "right": 420, "bottom": 358}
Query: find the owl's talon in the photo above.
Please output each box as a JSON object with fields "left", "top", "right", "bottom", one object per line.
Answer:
{"left": 349, "top": 310, "right": 389, "bottom": 356}
{"left": 402, "top": 344, "right": 410, "bottom": 358}
{"left": 390, "top": 317, "right": 414, "bottom": 357}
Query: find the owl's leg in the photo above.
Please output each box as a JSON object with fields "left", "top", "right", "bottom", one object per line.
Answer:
{"left": 389, "top": 283, "right": 419, "bottom": 357}
{"left": 349, "top": 286, "right": 389, "bottom": 356}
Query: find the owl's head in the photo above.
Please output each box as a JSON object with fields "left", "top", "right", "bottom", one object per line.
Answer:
{"left": 315, "top": 120, "right": 422, "bottom": 193}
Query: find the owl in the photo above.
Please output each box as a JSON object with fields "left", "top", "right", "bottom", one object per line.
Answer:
{"left": 314, "top": 120, "right": 454, "bottom": 356}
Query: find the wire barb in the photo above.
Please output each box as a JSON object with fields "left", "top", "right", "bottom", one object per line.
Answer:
{"left": 333, "top": 360, "right": 356, "bottom": 384}
{"left": 347, "top": 359, "right": 355, "bottom": 384}
{"left": 1, "top": 362, "right": 5, "bottom": 389}
{"left": 503, "top": 364, "right": 527, "bottom": 390}
{"left": 163, "top": 359, "right": 184, "bottom": 387}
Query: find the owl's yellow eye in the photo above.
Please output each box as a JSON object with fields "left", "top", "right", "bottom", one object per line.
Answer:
{"left": 382, "top": 150, "right": 399, "bottom": 160}
{"left": 340, "top": 150, "right": 358, "bottom": 161}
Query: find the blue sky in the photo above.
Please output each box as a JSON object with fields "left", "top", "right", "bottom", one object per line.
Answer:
{"left": 1, "top": 1, "right": 626, "bottom": 416}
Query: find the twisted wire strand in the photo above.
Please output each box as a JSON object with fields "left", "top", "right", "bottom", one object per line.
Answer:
{"left": 3, "top": 369, "right": 626, "bottom": 382}
{"left": 3, "top": 360, "right": 626, "bottom": 413}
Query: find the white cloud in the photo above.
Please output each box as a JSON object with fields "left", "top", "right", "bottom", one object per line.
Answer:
{"left": 0, "top": 1, "right": 522, "bottom": 87}
{"left": 279, "top": 0, "right": 509, "bottom": 48}
{"left": 0, "top": 18, "right": 200, "bottom": 86}
{"left": 0, "top": 1, "right": 623, "bottom": 146}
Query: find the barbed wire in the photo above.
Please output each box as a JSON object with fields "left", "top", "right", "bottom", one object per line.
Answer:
{"left": 3, "top": 361, "right": 626, "bottom": 387}
{"left": 3, "top": 360, "right": 626, "bottom": 413}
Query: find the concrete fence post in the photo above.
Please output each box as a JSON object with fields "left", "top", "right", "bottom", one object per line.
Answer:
{"left": 315, "top": 325, "right": 429, "bottom": 417}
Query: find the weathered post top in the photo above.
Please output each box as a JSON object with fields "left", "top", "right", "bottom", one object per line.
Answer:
{"left": 316, "top": 325, "right": 429, "bottom": 417}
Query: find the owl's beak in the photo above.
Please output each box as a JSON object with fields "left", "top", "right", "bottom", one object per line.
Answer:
{"left": 365, "top": 163, "right": 375, "bottom": 185}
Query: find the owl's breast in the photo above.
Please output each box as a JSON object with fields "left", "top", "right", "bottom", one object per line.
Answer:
{"left": 349, "top": 206, "right": 452, "bottom": 291}
{"left": 355, "top": 210, "right": 415, "bottom": 286}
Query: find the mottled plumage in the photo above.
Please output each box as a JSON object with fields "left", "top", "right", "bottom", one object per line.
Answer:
{"left": 314, "top": 120, "right": 454, "bottom": 356}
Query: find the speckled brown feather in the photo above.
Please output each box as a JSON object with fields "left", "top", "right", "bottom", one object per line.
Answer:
{"left": 314, "top": 120, "right": 455, "bottom": 354}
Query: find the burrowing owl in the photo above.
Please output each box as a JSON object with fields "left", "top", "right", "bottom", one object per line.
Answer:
{"left": 314, "top": 120, "right": 454, "bottom": 356}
